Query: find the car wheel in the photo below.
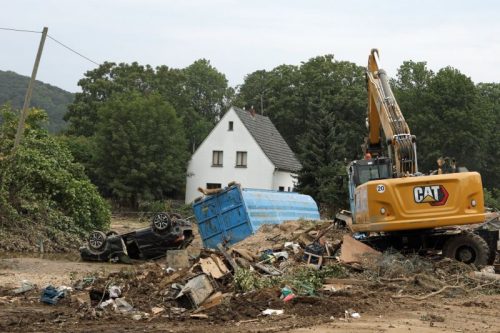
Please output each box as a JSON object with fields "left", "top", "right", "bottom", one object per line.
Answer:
{"left": 442, "top": 232, "right": 490, "bottom": 268}
{"left": 88, "top": 231, "right": 107, "bottom": 251}
{"left": 152, "top": 212, "right": 172, "bottom": 233}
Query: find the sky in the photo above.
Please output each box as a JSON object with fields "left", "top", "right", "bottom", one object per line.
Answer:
{"left": 1, "top": 0, "right": 499, "bottom": 92}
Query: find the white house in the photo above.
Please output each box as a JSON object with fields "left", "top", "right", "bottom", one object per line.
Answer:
{"left": 185, "top": 106, "right": 302, "bottom": 203}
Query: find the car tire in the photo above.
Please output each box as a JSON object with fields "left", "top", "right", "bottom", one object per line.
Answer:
{"left": 442, "top": 232, "right": 490, "bottom": 268}
{"left": 88, "top": 231, "right": 107, "bottom": 252}
{"left": 152, "top": 212, "right": 172, "bottom": 233}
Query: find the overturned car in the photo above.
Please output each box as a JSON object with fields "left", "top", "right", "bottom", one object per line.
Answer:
{"left": 80, "top": 212, "right": 194, "bottom": 263}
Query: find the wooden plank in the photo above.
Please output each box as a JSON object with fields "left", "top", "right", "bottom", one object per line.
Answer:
{"left": 217, "top": 243, "right": 239, "bottom": 272}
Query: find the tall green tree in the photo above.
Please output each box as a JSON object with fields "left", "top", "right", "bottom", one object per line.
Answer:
{"left": 296, "top": 109, "right": 347, "bottom": 212}
{"left": 65, "top": 62, "right": 155, "bottom": 137}
{"left": 236, "top": 55, "right": 366, "bottom": 157}
{"left": 155, "top": 59, "right": 234, "bottom": 151}
{"left": 92, "top": 92, "right": 188, "bottom": 206}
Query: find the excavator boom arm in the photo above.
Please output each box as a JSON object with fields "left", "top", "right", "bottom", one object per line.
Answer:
{"left": 365, "top": 49, "right": 418, "bottom": 176}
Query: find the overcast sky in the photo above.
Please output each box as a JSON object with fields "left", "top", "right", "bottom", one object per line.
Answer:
{"left": 1, "top": 0, "right": 499, "bottom": 92}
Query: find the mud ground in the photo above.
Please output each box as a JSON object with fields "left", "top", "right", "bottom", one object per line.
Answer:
{"left": 0, "top": 216, "right": 498, "bottom": 333}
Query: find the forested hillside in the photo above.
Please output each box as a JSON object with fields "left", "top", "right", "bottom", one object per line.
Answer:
{"left": 0, "top": 70, "right": 73, "bottom": 132}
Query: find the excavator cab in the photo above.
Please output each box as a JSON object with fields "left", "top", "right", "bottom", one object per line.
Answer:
{"left": 347, "top": 157, "right": 392, "bottom": 218}
{"left": 349, "top": 157, "right": 392, "bottom": 187}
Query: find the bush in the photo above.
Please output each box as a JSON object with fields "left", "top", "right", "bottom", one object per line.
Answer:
{"left": 0, "top": 105, "right": 110, "bottom": 237}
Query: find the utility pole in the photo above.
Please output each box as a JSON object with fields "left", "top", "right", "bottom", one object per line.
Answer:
{"left": 13, "top": 26, "right": 48, "bottom": 150}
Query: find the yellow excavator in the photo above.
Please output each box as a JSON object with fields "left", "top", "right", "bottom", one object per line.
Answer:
{"left": 337, "top": 49, "right": 498, "bottom": 267}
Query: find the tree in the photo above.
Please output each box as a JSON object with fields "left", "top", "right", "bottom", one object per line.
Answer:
{"left": 0, "top": 104, "right": 110, "bottom": 233}
{"left": 155, "top": 59, "right": 234, "bottom": 151}
{"left": 236, "top": 55, "right": 366, "bottom": 156}
{"left": 296, "top": 109, "right": 347, "bottom": 213}
{"left": 92, "top": 92, "right": 188, "bottom": 206}
{"left": 65, "top": 62, "right": 155, "bottom": 137}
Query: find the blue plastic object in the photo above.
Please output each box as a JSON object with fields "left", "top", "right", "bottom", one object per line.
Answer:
{"left": 192, "top": 185, "right": 320, "bottom": 249}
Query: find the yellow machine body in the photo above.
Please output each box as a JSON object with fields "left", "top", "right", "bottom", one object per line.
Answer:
{"left": 350, "top": 172, "right": 485, "bottom": 233}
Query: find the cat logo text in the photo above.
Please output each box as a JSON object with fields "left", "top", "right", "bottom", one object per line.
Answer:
{"left": 413, "top": 185, "right": 449, "bottom": 206}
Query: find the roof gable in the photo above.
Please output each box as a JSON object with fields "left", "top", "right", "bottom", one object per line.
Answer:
{"left": 233, "top": 106, "right": 302, "bottom": 172}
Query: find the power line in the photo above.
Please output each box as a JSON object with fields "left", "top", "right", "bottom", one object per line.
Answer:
{"left": 0, "top": 27, "right": 41, "bottom": 33}
{"left": 0, "top": 26, "right": 100, "bottom": 66}
{"left": 47, "top": 34, "right": 99, "bottom": 65}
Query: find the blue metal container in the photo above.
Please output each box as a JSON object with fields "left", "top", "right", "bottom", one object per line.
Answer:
{"left": 192, "top": 185, "right": 320, "bottom": 249}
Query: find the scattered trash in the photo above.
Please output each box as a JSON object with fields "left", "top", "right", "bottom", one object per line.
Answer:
{"left": 199, "top": 256, "right": 229, "bottom": 279}
{"left": 115, "top": 298, "right": 134, "bottom": 313}
{"left": 345, "top": 309, "right": 361, "bottom": 319}
{"left": 284, "top": 242, "right": 301, "bottom": 254}
{"left": 190, "top": 313, "right": 209, "bottom": 319}
{"left": 166, "top": 249, "right": 191, "bottom": 269}
{"left": 262, "top": 309, "right": 284, "bottom": 316}
{"left": 72, "top": 291, "right": 91, "bottom": 305}
{"left": 339, "top": 235, "right": 381, "bottom": 264}
{"left": 131, "top": 313, "right": 143, "bottom": 321}
{"left": 151, "top": 306, "right": 165, "bottom": 315}
{"left": 108, "top": 285, "right": 121, "bottom": 299}
{"left": 13, "top": 280, "right": 35, "bottom": 295}
{"left": 99, "top": 299, "right": 115, "bottom": 309}
{"left": 165, "top": 267, "right": 176, "bottom": 274}
{"left": 176, "top": 274, "right": 215, "bottom": 309}
{"left": 40, "top": 286, "right": 65, "bottom": 305}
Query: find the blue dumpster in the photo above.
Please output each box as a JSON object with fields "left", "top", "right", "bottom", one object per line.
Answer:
{"left": 192, "top": 184, "right": 320, "bottom": 249}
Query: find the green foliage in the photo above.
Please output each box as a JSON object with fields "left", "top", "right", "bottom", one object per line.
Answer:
{"left": 393, "top": 62, "right": 498, "bottom": 190}
{"left": 65, "top": 60, "right": 233, "bottom": 151}
{"left": 484, "top": 188, "right": 500, "bottom": 210}
{"left": 234, "top": 264, "right": 346, "bottom": 294}
{"left": 92, "top": 92, "right": 188, "bottom": 206}
{"left": 0, "top": 70, "right": 74, "bottom": 133}
{"left": 0, "top": 104, "right": 110, "bottom": 234}
{"left": 296, "top": 109, "right": 348, "bottom": 212}
{"left": 236, "top": 55, "right": 366, "bottom": 156}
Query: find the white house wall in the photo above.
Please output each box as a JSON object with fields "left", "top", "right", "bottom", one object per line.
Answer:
{"left": 272, "top": 170, "right": 297, "bottom": 192}
{"left": 185, "top": 108, "right": 276, "bottom": 203}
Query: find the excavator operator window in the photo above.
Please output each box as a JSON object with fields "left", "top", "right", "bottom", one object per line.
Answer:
{"left": 352, "top": 158, "right": 392, "bottom": 187}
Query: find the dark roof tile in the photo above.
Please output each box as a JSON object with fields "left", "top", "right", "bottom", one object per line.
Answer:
{"left": 233, "top": 106, "right": 302, "bottom": 172}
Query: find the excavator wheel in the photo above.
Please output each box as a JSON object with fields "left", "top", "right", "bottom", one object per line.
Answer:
{"left": 442, "top": 232, "right": 490, "bottom": 268}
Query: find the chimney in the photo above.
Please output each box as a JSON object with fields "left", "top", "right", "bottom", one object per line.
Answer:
{"left": 249, "top": 105, "right": 256, "bottom": 117}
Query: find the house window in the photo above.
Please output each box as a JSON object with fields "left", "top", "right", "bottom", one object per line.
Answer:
{"left": 288, "top": 187, "right": 291, "bottom": 192}
{"left": 206, "top": 183, "right": 221, "bottom": 189}
{"left": 236, "top": 151, "right": 247, "bottom": 167}
{"left": 212, "top": 150, "right": 223, "bottom": 166}
{"left": 278, "top": 186, "right": 285, "bottom": 192}
{"left": 228, "top": 121, "right": 233, "bottom": 131}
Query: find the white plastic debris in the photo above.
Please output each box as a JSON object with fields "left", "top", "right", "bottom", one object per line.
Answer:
{"left": 13, "top": 280, "right": 35, "bottom": 294}
{"left": 284, "top": 242, "right": 301, "bottom": 254}
{"left": 57, "top": 286, "right": 73, "bottom": 295}
{"left": 115, "top": 298, "right": 134, "bottom": 313}
{"left": 262, "top": 309, "right": 284, "bottom": 316}
{"left": 345, "top": 309, "right": 361, "bottom": 319}
{"left": 99, "top": 299, "right": 115, "bottom": 309}
{"left": 109, "top": 286, "right": 121, "bottom": 299}
{"left": 272, "top": 251, "right": 289, "bottom": 260}
{"left": 165, "top": 267, "right": 176, "bottom": 274}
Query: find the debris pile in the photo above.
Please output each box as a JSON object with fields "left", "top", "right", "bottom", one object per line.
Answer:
{"left": 1, "top": 219, "right": 499, "bottom": 327}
